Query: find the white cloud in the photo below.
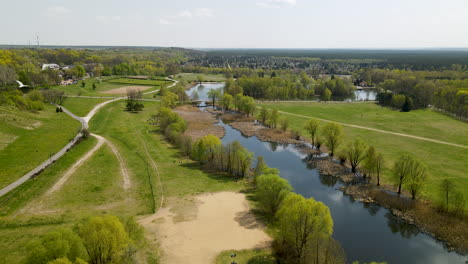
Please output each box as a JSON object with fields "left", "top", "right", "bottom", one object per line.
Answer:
{"left": 177, "top": 10, "right": 193, "bottom": 19}
{"left": 46, "top": 6, "right": 71, "bottom": 17}
{"left": 195, "top": 8, "right": 214, "bottom": 18}
{"left": 256, "top": 0, "right": 297, "bottom": 8}
{"left": 160, "top": 8, "right": 214, "bottom": 25}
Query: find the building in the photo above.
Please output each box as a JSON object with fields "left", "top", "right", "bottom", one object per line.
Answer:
{"left": 42, "top": 63, "right": 60, "bottom": 71}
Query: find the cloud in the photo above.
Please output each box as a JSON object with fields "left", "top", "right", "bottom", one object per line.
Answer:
{"left": 195, "top": 8, "right": 214, "bottom": 18}
{"left": 256, "top": 0, "right": 297, "bottom": 8}
{"left": 160, "top": 8, "right": 214, "bottom": 25}
{"left": 46, "top": 6, "right": 71, "bottom": 17}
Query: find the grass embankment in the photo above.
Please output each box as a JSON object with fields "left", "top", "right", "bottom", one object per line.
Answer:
{"left": 259, "top": 102, "right": 468, "bottom": 207}
{"left": 215, "top": 249, "right": 275, "bottom": 264}
{"left": 0, "top": 105, "right": 79, "bottom": 189}
{"left": 176, "top": 73, "right": 226, "bottom": 82}
{"left": 0, "top": 100, "right": 245, "bottom": 263}
{"left": 62, "top": 97, "right": 110, "bottom": 117}
{"left": 52, "top": 76, "right": 169, "bottom": 97}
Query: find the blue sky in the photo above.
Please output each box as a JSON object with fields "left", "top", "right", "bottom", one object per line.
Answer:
{"left": 1, "top": 0, "right": 467, "bottom": 48}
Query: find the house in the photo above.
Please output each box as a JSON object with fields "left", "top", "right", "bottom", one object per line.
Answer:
{"left": 42, "top": 63, "right": 60, "bottom": 71}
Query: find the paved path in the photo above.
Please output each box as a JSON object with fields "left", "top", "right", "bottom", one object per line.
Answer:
{"left": 0, "top": 80, "right": 177, "bottom": 197}
{"left": 277, "top": 110, "right": 468, "bottom": 149}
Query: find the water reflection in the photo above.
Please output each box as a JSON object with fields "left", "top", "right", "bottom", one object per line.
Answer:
{"left": 217, "top": 120, "right": 465, "bottom": 264}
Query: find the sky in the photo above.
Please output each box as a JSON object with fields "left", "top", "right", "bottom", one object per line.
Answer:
{"left": 1, "top": 0, "right": 468, "bottom": 49}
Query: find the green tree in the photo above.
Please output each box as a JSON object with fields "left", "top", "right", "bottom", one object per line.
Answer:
{"left": 321, "top": 88, "right": 332, "bottom": 102}
{"left": 74, "top": 65, "right": 85, "bottom": 78}
{"left": 363, "top": 146, "right": 377, "bottom": 178}
{"left": 392, "top": 153, "right": 413, "bottom": 195}
{"left": 221, "top": 93, "right": 233, "bottom": 111}
{"left": 401, "top": 95, "right": 414, "bottom": 112}
{"left": 161, "top": 91, "right": 179, "bottom": 108}
{"left": 321, "top": 122, "right": 343, "bottom": 156}
{"left": 439, "top": 179, "right": 455, "bottom": 212}
{"left": 345, "top": 137, "right": 368, "bottom": 173}
{"left": 279, "top": 118, "right": 289, "bottom": 132}
{"left": 197, "top": 74, "right": 204, "bottom": 84}
{"left": 268, "top": 109, "right": 279, "bottom": 128}
{"left": 256, "top": 174, "right": 292, "bottom": 217}
{"left": 207, "top": 88, "right": 222, "bottom": 109}
{"left": 405, "top": 156, "right": 427, "bottom": 199}
{"left": 375, "top": 153, "right": 385, "bottom": 186}
{"left": 26, "top": 228, "right": 87, "bottom": 264}
{"left": 276, "top": 193, "right": 333, "bottom": 263}
{"left": 75, "top": 215, "right": 130, "bottom": 264}
{"left": 192, "top": 134, "right": 222, "bottom": 164}
{"left": 304, "top": 119, "right": 320, "bottom": 146}
{"left": 259, "top": 106, "right": 269, "bottom": 124}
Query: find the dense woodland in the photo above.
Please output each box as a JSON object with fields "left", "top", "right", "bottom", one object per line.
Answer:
{"left": 0, "top": 47, "right": 467, "bottom": 117}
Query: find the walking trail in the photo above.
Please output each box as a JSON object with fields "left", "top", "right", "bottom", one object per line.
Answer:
{"left": 277, "top": 110, "right": 468, "bottom": 149}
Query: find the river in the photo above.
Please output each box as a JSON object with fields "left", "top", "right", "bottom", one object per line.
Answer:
{"left": 186, "top": 83, "right": 465, "bottom": 263}
{"left": 216, "top": 120, "right": 465, "bottom": 264}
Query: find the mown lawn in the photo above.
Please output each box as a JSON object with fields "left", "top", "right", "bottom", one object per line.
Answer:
{"left": 259, "top": 102, "right": 468, "bottom": 207}
{"left": 51, "top": 76, "right": 170, "bottom": 97}
{"left": 0, "top": 105, "right": 80, "bottom": 189}
{"left": 62, "top": 97, "right": 110, "bottom": 117}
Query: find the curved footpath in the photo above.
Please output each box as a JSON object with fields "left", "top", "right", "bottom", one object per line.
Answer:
{"left": 0, "top": 80, "right": 177, "bottom": 197}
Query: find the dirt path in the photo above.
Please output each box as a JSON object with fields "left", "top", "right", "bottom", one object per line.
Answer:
{"left": 140, "top": 135, "right": 164, "bottom": 210}
{"left": 277, "top": 110, "right": 468, "bottom": 149}
{"left": 45, "top": 135, "right": 105, "bottom": 195}
{"left": 95, "top": 134, "right": 131, "bottom": 190}
{"left": 139, "top": 192, "right": 271, "bottom": 264}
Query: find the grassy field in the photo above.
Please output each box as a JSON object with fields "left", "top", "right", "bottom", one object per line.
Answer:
{"left": 52, "top": 77, "right": 170, "bottom": 97}
{"left": 0, "top": 99, "right": 245, "bottom": 263}
{"left": 0, "top": 105, "right": 80, "bottom": 189}
{"left": 215, "top": 249, "right": 275, "bottom": 264}
{"left": 62, "top": 97, "right": 110, "bottom": 117}
{"left": 176, "top": 73, "right": 227, "bottom": 82}
{"left": 259, "top": 102, "right": 468, "bottom": 206}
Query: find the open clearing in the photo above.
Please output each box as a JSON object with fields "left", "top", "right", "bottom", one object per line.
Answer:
{"left": 259, "top": 102, "right": 468, "bottom": 206}
{"left": 101, "top": 85, "right": 153, "bottom": 95}
{"left": 140, "top": 192, "right": 271, "bottom": 264}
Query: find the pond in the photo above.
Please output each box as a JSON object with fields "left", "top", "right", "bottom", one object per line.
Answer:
{"left": 217, "top": 120, "right": 465, "bottom": 264}
{"left": 186, "top": 83, "right": 378, "bottom": 102}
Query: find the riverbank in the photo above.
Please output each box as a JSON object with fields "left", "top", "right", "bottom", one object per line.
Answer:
{"left": 174, "top": 105, "right": 225, "bottom": 140}
{"left": 212, "top": 110, "right": 468, "bottom": 255}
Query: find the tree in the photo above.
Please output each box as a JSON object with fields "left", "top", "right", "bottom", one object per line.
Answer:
{"left": 363, "top": 146, "right": 377, "bottom": 178}
{"left": 75, "top": 215, "right": 130, "bottom": 264}
{"left": 240, "top": 95, "right": 256, "bottom": 116}
{"left": 401, "top": 95, "right": 414, "bottom": 112}
{"left": 207, "top": 88, "right": 222, "bottom": 109}
{"left": 197, "top": 74, "right": 204, "bottom": 84}
{"left": 276, "top": 193, "right": 333, "bottom": 263}
{"left": 268, "top": 108, "right": 279, "bottom": 128}
{"left": 259, "top": 106, "right": 269, "bottom": 124}
{"left": 321, "top": 122, "right": 343, "bottom": 156}
{"left": 279, "top": 118, "right": 289, "bottom": 132}
{"left": 126, "top": 89, "right": 144, "bottom": 112}
{"left": 74, "top": 65, "right": 86, "bottom": 78}
{"left": 92, "top": 83, "right": 97, "bottom": 90}
{"left": 220, "top": 93, "right": 233, "bottom": 111}
{"left": 375, "top": 153, "right": 385, "bottom": 186}
{"left": 25, "top": 228, "right": 87, "bottom": 264}
{"left": 406, "top": 157, "right": 427, "bottom": 199}
{"left": 161, "top": 91, "right": 179, "bottom": 108}
{"left": 0, "top": 65, "right": 17, "bottom": 87}
{"left": 256, "top": 174, "right": 292, "bottom": 217}
{"left": 345, "top": 137, "right": 368, "bottom": 173}
{"left": 321, "top": 88, "right": 332, "bottom": 102}
{"left": 392, "top": 153, "right": 414, "bottom": 195}
{"left": 254, "top": 156, "right": 279, "bottom": 178}
{"left": 192, "top": 134, "right": 222, "bottom": 165}
{"left": 304, "top": 119, "right": 320, "bottom": 146}
{"left": 439, "top": 179, "right": 455, "bottom": 212}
